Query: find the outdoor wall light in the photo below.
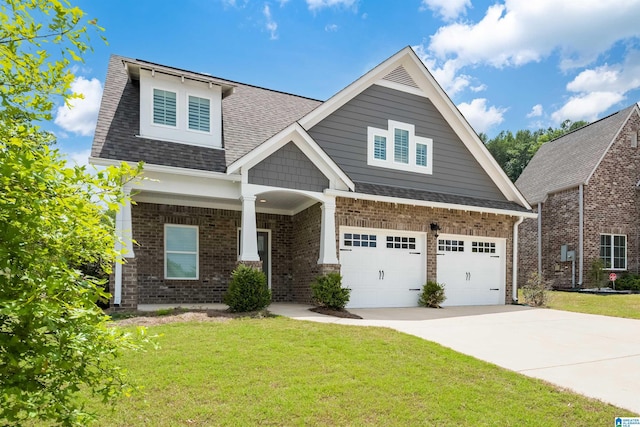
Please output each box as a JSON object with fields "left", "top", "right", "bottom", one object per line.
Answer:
{"left": 430, "top": 222, "right": 441, "bottom": 239}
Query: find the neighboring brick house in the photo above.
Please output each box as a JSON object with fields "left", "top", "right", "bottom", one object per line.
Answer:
{"left": 91, "top": 47, "right": 534, "bottom": 309}
{"left": 516, "top": 104, "right": 640, "bottom": 289}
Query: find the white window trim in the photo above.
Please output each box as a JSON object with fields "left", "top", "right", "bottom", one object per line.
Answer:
{"left": 164, "top": 224, "right": 199, "bottom": 280}
{"left": 367, "top": 120, "right": 433, "bottom": 174}
{"left": 186, "top": 92, "right": 213, "bottom": 135}
{"left": 152, "top": 87, "right": 179, "bottom": 129}
{"left": 600, "top": 233, "right": 627, "bottom": 271}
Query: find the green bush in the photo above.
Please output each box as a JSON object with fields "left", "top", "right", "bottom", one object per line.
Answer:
{"left": 224, "top": 265, "right": 272, "bottom": 312}
{"left": 615, "top": 273, "right": 640, "bottom": 291}
{"left": 418, "top": 281, "right": 446, "bottom": 308}
{"left": 521, "top": 272, "right": 550, "bottom": 306}
{"left": 311, "top": 273, "right": 350, "bottom": 310}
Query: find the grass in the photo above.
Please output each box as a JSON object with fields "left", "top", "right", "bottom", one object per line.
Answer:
{"left": 544, "top": 291, "right": 640, "bottom": 319}
{"left": 84, "top": 317, "right": 635, "bottom": 426}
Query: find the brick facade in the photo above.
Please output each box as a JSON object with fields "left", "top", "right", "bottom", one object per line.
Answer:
{"left": 518, "top": 112, "right": 640, "bottom": 288}
{"left": 115, "top": 198, "right": 520, "bottom": 308}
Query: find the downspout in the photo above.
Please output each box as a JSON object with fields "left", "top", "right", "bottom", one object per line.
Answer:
{"left": 537, "top": 202, "right": 542, "bottom": 276}
{"left": 512, "top": 216, "right": 525, "bottom": 303}
{"left": 578, "top": 184, "right": 584, "bottom": 286}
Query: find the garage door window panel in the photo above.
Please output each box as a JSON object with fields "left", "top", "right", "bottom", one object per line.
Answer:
{"left": 472, "top": 241, "right": 496, "bottom": 253}
{"left": 386, "top": 236, "right": 416, "bottom": 250}
{"left": 344, "top": 233, "right": 377, "bottom": 248}
{"left": 438, "top": 239, "right": 464, "bottom": 252}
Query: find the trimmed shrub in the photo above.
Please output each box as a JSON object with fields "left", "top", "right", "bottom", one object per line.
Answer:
{"left": 311, "top": 273, "right": 350, "bottom": 310}
{"left": 224, "top": 265, "right": 271, "bottom": 312}
{"left": 615, "top": 273, "right": 640, "bottom": 291}
{"left": 418, "top": 281, "right": 446, "bottom": 308}
{"left": 521, "top": 271, "right": 550, "bottom": 306}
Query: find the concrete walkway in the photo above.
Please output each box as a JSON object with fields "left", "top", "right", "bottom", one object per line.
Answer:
{"left": 269, "top": 303, "right": 640, "bottom": 415}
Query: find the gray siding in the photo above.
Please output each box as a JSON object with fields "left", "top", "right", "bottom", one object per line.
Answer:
{"left": 248, "top": 142, "right": 329, "bottom": 192}
{"left": 307, "top": 85, "right": 507, "bottom": 201}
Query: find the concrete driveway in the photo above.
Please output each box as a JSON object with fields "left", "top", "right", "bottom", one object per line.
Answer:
{"left": 269, "top": 303, "right": 640, "bottom": 414}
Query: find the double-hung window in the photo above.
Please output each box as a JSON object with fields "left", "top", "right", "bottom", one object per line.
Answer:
{"left": 188, "top": 95, "right": 211, "bottom": 132}
{"left": 153, "top": 89, "right": 177, "bottom": 127}
{"left": 367, "top": 120, "right": 433, "bottom": 174}
{"left": 165, "top": 225, "right": 199, "bottom": 279}
{"left": 600, "top": 234, "right": 626, "bottom": 270}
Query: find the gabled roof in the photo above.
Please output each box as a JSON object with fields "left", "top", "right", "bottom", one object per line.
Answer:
{"left": 295, "top": 46, "right": 531, "bottom": 209}
{"left": 516, "top": 104, "right": 640, "bottom": 204}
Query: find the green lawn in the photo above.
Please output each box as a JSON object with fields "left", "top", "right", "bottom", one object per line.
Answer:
{"left": 86, "top": 317, "right": 634, "bottom": 426}
{"left": 524, "top": 290, "right": 640, "bottom": 319}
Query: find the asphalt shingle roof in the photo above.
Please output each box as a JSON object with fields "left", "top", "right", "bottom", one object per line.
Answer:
{"left": 92, "top": 55, "right": 321, "bottom": 171}
{"left": 515, "top": 105, "right": 636, "bottom": 204}
{"left": 355, "top": 182, "right": 531, "bottom": 213}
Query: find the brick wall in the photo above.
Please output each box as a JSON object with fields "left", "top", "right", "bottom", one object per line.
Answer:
{"left": 128, "top": 203, "right": 295, "bottom": 305}
{"left": 291, "top": 203, "right": 323, "bottom": 303}
{"left": 518, "top": 111, "right": 640, "bottom": 289}
{"left": 335, "top": 198, "right": 518, "bottom": 303}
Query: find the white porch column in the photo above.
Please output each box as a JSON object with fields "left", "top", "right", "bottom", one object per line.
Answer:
{"left": 239, "top": 195, "right": 260, "bottom": 262}
{"left": 114, "top": 186, "right": 134, "bottom": 305}
{"left": 318, "top": 196, "right": 339, "bottom": 265}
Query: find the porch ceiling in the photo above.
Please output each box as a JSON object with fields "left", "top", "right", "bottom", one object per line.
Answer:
{"left": 133, "top": 189, "right": 318, "bottom": 215}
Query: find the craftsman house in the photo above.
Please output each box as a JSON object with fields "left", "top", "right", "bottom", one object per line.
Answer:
{"left": 516, "top": 104, "right": 640, "bottom": 288}
{"left": 90, "top": 47, "right": 534, "bottom": 309}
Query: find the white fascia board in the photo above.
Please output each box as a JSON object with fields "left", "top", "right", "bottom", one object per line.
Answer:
{"left": 226, "top": 123, "right": 354, "bottom": 191}
{"left": 326, "top": 189, "right": 538, "bottom": 219}
{"left": 299, "top": 47, "right": 414, "bottom": 130}
{"left": 89, "top": 157, "right": 241, "bottom": 181}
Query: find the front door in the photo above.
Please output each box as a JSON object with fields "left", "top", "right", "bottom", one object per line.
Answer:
{"left": 257, "top": 231, "right": 270, "bottom": 287}
{"left": 238, "top": 229, "right": 271, "bottom": 288}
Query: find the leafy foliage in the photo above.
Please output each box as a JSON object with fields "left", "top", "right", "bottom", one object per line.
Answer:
{"left": 613, "top": 274, "right": 640, "bottom": 291}
{"left": 224, "top": 265, "right": 272, "bottom": 312}
{"left": 418, "top": 281, "right": 446, "bottom": 308}
{"left": 587, "top": 258, "right": 606, "bottom": 288}
{"left": 0, "top": 1, "right": 147, "bottom": 425}
{"left": 521, "top": 272, "right": 551, "bottom": 307}
{"left": 483, "top": 119, "right": 588, "bottom": 182}
{"left": 311, "top": 273, "right": 350, "bottom": 310}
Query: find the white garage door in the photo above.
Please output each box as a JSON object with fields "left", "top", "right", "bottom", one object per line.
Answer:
{"left": 340, "top": 227, "right": 426, "bottom": 308}
{"left": 436, "top": 235, "right": 505, "bottom": 306}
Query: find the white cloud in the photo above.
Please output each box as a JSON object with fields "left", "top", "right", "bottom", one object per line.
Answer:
{"left": 54, "top": 77, "right": 103, "bottom": 137}
{"left": 527, "top": 104, "right": 543, "bottom": 118}
{"left": 306, "top": 0, "right": 357, "bottom": 11}
{"left": 457, "top": 98, "right": 506, "bottom": 134}
{"left": 67, "top": 149, "right": 91, "bottom": 167}
{"left": 278, "top": 0, "right": 289, "bottom": 6}
{"left": 325, "top": 23, "right": 338, "bottom": 32}
{"left": 263, "top": 4, "right": 278, "bottom": 40}
{"left": 427, "top": 1, "right": 640, "bottom": 71}
{"left": 551, "top": 92, "right": 625, "bottom": 123}
{"left": 551, "top": 49, "right": 640, "bottom": 123}
{"left": 413, "top": 44, "right": 471, "bottom": 97}
{"left": 420, "top": 0, "right": 470, "bottom": 21}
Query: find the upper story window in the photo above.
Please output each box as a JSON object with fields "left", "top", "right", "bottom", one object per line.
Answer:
{"left": 139, "top": 69, "right": 222, "bottom": 148}
{"left": 188, "top": 95, "right": 211, "bottom": 132}
{"left": 367, "top": 120, "right": 433, "bottom": 175}
{"left": 600, "top": 234, "right": 626, "bottom": 270}
{"left": 153, "top": 89, "right": 177, "bottom": 127}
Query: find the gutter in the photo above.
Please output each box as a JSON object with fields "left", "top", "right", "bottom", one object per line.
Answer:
{"left": 513, "top": 216, "right": 525, "bottom": 303}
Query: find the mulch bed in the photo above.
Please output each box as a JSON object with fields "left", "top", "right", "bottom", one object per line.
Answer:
{"left": 309, "top": 306, "right": 363, "bottom": 319}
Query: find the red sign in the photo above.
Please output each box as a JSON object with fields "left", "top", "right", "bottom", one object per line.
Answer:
{"left": 609, "top": 273, "right": 617, "bottom": 281}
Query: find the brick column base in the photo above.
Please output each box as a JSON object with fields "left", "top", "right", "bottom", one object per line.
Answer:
{"left": 118, "top": 258, "right": 138, "bottom": 310}
{"left": 236, "top": 260, "right": 263, "bottom": 270}
{"left": 318, "top": 264, "right": 341, "bottom": 275}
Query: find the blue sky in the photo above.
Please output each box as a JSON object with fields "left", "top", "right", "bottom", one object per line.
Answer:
{"left": 53, "top": 0, "right": 640, "bottom": 165}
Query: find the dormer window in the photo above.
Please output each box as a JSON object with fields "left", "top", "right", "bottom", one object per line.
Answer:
{"left": 138, "top": 68, "right": 222, "bottom": 148}
{"left": 368, "top": 120, "right": 433, "bottom": 174}
{"left": 188, "top": 95, "right": 210, "bottom": 133}
{"left": 153, "top": 89, "right": 177, "bottom": 127}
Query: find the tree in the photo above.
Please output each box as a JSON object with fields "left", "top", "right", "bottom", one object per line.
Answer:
{"left": 0, "top": 1, "right": 144, "bottom": 425}
{"left": 485, "top": 120, "right": 588, "bottom": 182}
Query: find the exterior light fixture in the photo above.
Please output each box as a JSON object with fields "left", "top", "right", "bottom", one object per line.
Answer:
{"left": 430, "top": 222, "right": 441, "bottom": 239}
